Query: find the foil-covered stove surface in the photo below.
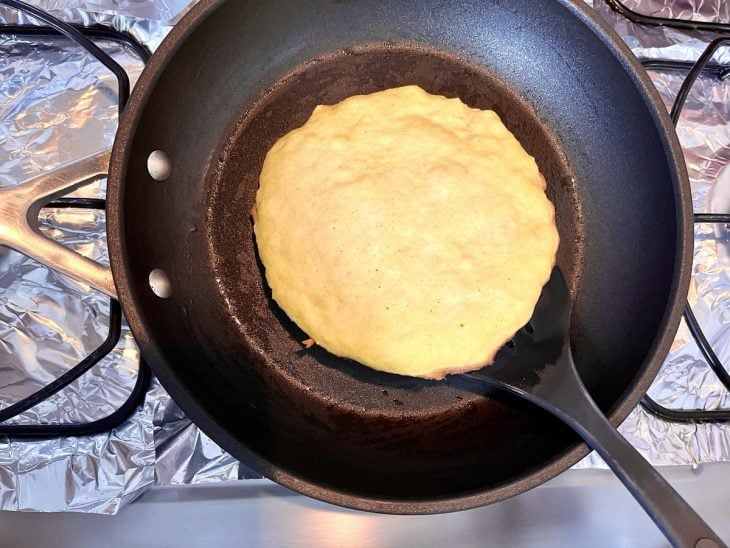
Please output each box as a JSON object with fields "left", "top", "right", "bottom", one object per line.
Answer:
{"left": 0, "top": 0, "right": 728, "bottom": 513}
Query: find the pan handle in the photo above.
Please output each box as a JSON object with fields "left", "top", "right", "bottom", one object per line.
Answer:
{"left": 0, "top": 149, "right": 117, "bottom": 299}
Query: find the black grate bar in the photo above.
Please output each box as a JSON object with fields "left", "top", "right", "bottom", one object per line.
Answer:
{"left": 641, "top": 59, "right": 730, "bottom": 80}
{"left": 694, "top": 213, "right": 730, "bottom": 223}
{"left": 669, "top": 37, "right": 730, "bottom": 123}
{"left": 640, "top": 395, "right": 730, "bottom": 422}
{"left": 0, "top": 360, "right": 151, "bottom": 437}
{"left": 0, "top": 23, "right": 151, "bottom": 62}
{"left": 45, "top": 197, "right": 106, "bottom": 210}
{"left": 639, "top": 37, "right": 730, "bottom": 422}
{"left": 0, "top": 300, "right": 121, "bottom": 422}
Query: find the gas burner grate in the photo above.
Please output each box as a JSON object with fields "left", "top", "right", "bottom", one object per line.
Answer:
{"left": 0, "top": 0, "right": 151, "bottom": 437}
{"left": 637, "top": 35, "right": 730, "bottom": 422}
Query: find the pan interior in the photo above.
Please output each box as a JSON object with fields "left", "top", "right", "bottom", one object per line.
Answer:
{"left": 206, "top": 45, "right": 582, "bottom": 493}
{"left": 209, "top": 46, "right": 581, "bottom": 416}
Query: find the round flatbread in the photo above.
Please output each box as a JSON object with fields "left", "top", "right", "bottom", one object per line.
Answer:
{"left": 254, "top": 85, "right": 559, "bottom": 379}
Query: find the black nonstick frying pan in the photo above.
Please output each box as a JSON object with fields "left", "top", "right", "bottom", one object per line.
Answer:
{"left": 5, "top": 0, "right": 695, "bottom": 523}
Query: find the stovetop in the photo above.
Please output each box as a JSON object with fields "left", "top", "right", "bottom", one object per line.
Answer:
{"left": 0, "top": 0, "right": 729, "bottom": 514}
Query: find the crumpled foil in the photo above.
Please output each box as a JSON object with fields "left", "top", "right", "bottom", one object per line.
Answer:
{"left": 0, "top": 0, "right": 728, "bottom": 513}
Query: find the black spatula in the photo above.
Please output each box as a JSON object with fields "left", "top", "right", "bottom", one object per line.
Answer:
{"left": 467, "top": 268, "right": 725, "bottom": 548}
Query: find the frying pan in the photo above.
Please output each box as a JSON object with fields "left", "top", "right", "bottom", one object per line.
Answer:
{"left": 3, "top": 0, "right": 692, "bottom": 514}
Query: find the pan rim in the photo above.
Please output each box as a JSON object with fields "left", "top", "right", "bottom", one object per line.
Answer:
{"left": 107, "top": 0, "right": 693, "bottom": 514}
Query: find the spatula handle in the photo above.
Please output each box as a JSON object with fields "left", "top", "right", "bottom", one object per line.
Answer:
{"left": 536, "top": 368, "right": 725, "bottom": 548}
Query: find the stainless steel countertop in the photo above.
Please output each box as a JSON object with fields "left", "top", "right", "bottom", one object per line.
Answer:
{"left": 1, "top": 464, "right": 728, "bottom": 547}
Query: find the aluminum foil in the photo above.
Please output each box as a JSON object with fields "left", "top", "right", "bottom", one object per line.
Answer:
{"left": 0, "top": 0, "right": 729, "bottom": 513}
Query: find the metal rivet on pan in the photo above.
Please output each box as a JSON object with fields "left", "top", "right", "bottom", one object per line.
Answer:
{"left": 149, "top": 268, "right": 172, "bottom": 298}
{"left": 147, "top": 150, "right": 172, "bottom": 181}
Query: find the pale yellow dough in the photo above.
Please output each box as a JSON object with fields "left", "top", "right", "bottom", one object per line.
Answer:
{"left": 254, "top": 85, "right": 559, "bottom": 379}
